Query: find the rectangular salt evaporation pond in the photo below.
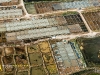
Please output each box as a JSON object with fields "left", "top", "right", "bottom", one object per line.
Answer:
{"left": 29, "top": 52, "right": 43, "bottom": 66}
{"left": 16, "top": 71, "right": 28, "bottom": 75}
{"left": 30, "top": 66, "right": 46, "bottom": 75}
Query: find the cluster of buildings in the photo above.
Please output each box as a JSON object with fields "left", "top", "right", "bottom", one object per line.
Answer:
{"left": 53, "top": 0, "right": 99, "bottom": 10}
{"left": 0, "top": 0, "right": 100, "bottom": 75}
{"left": 50, "top": 40, "right": 86, "bottom": 75}
{"left": 0, "top": 0, "right": 11, "bottom": 3}
{"left": 0, "top": 1, "right": 23, "bottom": 20}
{"left": 0, "top": 12, "right": 88, "bottom": 42}
{"left": 0, "top": 8, "right": 22, "bottom": 19}
{"left": 25, "top": 0, "right": 100, "bottom": 14}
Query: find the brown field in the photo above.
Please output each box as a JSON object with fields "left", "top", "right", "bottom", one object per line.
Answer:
{"left": 6, "top": 42, "right": 15, "bottom": 47}
{"left": 71, "top": 66, "right": 80, "bottom": 73}
{"left": 3, "top": 55, "right": 14, "bottom": 65}
{"left": 15, "top": 46, "right": 26, "bottom": 54}
{"left": 64, "top": 14, "right": 88, "bottom": 32}
{"left": 82, "top": 11, "right": 100, "bottom": 31}
{"left": 0, "top": 57, "right": 3, "bottom": 72}
{"left": 14, "top": 41, "right": 22, "bottom": 46}
{"left": 34, "top": 2, "right": 59, "bottom": 14}
{"left": 55, "top": 16, "right": 67, "bottom": 25}
{"left": 5, "top": 47, "right": 14, "bottom": 55}
{"left": 0, "top": 33, "right": 6, "bottom": 43}
{"left": 0, "top": 0, "right": 19, "bottom": 6}
{"left": 65, "top": 67, "right": 72, "bottom": 74}
{"left": 0, "top": 48, "right": 4, "bottom": 56}
{"left": 3, "top": 55, "right": 15, "bottom": 72}
{"left": 0, "top": 72, "right": 3, "bottom": 75}
{"left": 15, "top": 55, "right": 29, "bottom": 70}
{"left": 67, "top": 24, "right": 82, "bottom": 33}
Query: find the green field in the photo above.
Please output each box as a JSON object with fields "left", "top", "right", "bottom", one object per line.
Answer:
{"left": 77, "top": 37, "right": 100, "bottom": 66}
{"left": 25, "top": 3, "right": 37, "bottom": 14}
